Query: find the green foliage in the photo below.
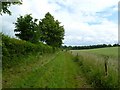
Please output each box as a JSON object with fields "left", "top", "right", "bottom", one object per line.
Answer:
{"left": 63, "top": 44, "right": 119, "bottom": 50}
{"left": 2, "top": 34, "right": 53, "bottom": 68}
{"left": 3, "top": 52, "right": 90, "bottom": 88}
{"left": 39, "top": 12, "right": 64, "bottom": 47}
{"left": 14, "top": 14, "right": 39, "bottom": 43}
{"left": 71, "top": 49, "right": 118, "bottom": 88}
{"left": 14, "top": 12, "right": 65, "bottom": 47}
{"left": 0, "top": 0, "right": 22, "bottom": 15}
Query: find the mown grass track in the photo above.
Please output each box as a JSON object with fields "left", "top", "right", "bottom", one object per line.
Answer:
{"left": 3, "top": 51, "right": 91, "bottom": 88}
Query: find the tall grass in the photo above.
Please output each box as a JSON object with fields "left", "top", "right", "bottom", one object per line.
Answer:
{"left": 71, "top": 49, "right": 118, "bottom": 88}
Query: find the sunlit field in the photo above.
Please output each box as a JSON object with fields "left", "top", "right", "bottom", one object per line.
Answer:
{"left": 71, "top": 47, "right": 118, "bottom": 88}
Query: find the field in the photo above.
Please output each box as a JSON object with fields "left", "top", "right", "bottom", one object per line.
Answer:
{"left": 71, "top": 47, "right": 118, "bottom": 88}
{"left": 77, "top": 47, "right": 118, "bottom": 58}
{"left": 2, "top": 47, "right": 119, "bottom": 88}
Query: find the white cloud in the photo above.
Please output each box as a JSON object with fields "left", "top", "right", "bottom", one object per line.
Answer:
{"left": 1, "top": 0, "right": 119, "bottom": 46}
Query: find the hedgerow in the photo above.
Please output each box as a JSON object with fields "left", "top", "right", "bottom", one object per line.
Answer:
{"left": 2, "top": 33, "right": 54, "bottom": 68}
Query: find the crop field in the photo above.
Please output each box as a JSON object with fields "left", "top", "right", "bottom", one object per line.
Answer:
{"left": 71, "top": 47, "right": 119, "bottom": 88}
{"left": 77, "top": 47, "right": 118, "bottom": 58}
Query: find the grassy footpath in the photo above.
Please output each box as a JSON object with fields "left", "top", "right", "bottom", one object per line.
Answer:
{"left": 3, "top": 51, "right": 91, "bottom": 88}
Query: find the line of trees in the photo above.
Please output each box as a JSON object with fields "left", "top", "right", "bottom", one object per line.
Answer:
{"left": 62, "top": 44, "right": 120, "bottom": 50}
{"left": 1, "top": 1, "right": 65, "bottom": 69}
{"left": 0, "top": 0, "right": 65, "bottom": 48}
{"left": 14, "top": 12, "right": 65, "bottom": 47}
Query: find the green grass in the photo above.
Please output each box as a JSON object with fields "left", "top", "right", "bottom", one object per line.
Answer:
{"left": 3, "top": 51, "right": 91, "bottom": 88}
{"left": 0, "top": 68, "right": 1, "bottom": 89}
{"left": 3, "top": 47, "right": 119, "bottom": 88}
{"left": 71, "top": 47, "right": 118, "bottom": 88}
{"left": 3, "top": 52, "right": 58, "bottom": 88}
{"left": 75, "top": 47, "right": 118, "bottom": 58}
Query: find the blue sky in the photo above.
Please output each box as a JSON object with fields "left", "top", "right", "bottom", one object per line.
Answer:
{"left": 1, "top": 0, "right": 119, "bottom": 46}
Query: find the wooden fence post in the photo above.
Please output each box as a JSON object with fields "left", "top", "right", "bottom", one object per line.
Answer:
{"left": 77, "top": 53, "right": 78, "bottom": 56}
{"left": 104, "top": 56, "right": 109, "bottom": 76}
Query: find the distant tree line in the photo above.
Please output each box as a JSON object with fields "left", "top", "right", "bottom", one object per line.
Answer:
{"left": 62, "top": 44, "right": 120, "bottom": 50}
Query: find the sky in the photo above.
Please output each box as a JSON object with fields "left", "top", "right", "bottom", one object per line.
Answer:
{"left": 1, "top": 0, "right": 119, "bottom": 46}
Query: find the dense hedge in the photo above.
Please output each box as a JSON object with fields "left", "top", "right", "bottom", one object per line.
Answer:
{"left": 2, "top": 34, "right": 54, "bottom": 68}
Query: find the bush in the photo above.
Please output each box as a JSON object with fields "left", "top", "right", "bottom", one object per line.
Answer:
{"left": 2, "top": 33, "right": 54, "bottom": 68}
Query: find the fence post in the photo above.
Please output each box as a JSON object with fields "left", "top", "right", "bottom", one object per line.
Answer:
{"left": 104, "top": 56, "right": 109, "bottom": 76}
{"left": 77, "top": 53, "right": 78, "bottom": 56}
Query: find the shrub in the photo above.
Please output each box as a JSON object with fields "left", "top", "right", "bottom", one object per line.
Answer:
{"left": 2, "top": 33, "right": 54, "bottom": 68}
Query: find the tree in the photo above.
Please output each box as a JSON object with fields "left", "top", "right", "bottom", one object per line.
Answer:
{"left": 113, "top": 43, "right": 119, "bottom": 47}
{"left": 14, "top": 14, "right": 39, "bottom": 43}
{"left": 39, "top": 12, "right": 64, "bottom": 47}
{"left": 0, "top": 0, "right": 22, "bottom": 15}
{"left": 108, "top": 44, "right": 112, "bottom": 47}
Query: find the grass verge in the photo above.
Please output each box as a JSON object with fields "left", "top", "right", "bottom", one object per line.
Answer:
{"left": 71, "top": 50, "right": 118, "bottom": 88}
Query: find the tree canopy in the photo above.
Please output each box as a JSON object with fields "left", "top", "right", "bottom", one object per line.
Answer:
{"left": 39, "top": 12, "right": 64, "bottom": 47}
{"left": 14, "top": 12, "right": 65, "bottom": 47}
{"left": 0, "top": 0, "right": 22, "bottom": 15}
{"left": 14, "top": 14, "right": 39, "bottom": 43}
